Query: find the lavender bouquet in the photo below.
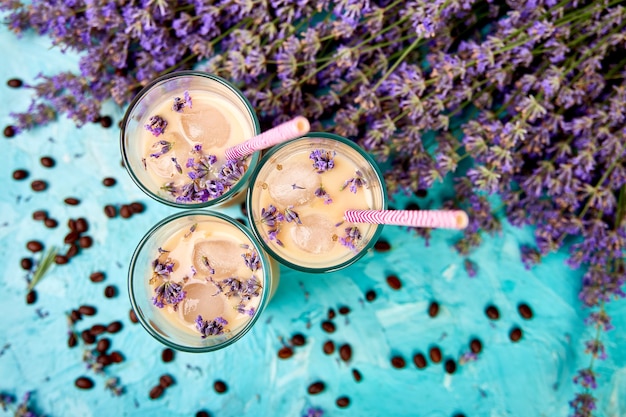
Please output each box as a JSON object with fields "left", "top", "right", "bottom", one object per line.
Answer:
{"left": 2, "top": 1, "right": 625, "bottom": 415}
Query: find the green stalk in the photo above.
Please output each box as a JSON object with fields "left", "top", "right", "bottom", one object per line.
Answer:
{"left": 27, "top": 247, "right": 58, "bottom": 292}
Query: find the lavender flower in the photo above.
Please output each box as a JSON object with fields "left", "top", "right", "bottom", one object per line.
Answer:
{"left": 339, "top": 226, "right": 362, "bottom": 251}
{"left": 341, "top": 170, "right": 366, "bottom": 193}
{"left": 314, "top": 186, "right": 333, "bottom": 204}
{"left": 573, "top": 368, "right": 597, "bottom": 390}
{"left": 260, "top": 205, "right": 285, "bottom": 227}
{"left": 284, "top": 206, "right": 302, "bottom": 224}
{"left": 149, "top": 140, "right": 173, "bottom": 158}
{"left": 242, "top": 250, "right": 261, "bottom": 271}
{"left": 145, "top": 115, "right": 167, "bottom": 137}
{"left": 195, "top": 315, "right": 228, "bottom": 338}
{"left": 218, "top": 159, "right": 246, "bottom": 187}
{"left": 310, "top": 149, "right": 336, "bottom": 173}
{"left": 172, "top": 90, "right": 192, "bottom": 112}
{"left": 152, "top": 281, "right": 186, "bottom": 308}
{"left": 151, "top": 258, "right": 174, "bottom": 282}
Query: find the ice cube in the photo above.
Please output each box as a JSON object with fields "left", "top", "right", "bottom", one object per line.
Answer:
{"left": 179, "top": 282, "right": 225, "bottom": 324}
{"left": 179, "top": 105, "right": 231, "bottom": 148}
{"left": 192, "top": 239, "right": 243, "bottom": 278}
{"left": 266, "top": 159, "right": 321, "bottom": 207}
{"left": 289, "top": 213, "right": 337, "bottom": 254}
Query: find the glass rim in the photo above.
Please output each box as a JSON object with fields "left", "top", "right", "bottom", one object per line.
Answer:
{"left": 127, "top": 209, "right": 272, "bottom": 352}
{"left": 246, "top": 132, "right": 388, "bottom": 273}
{"left": 119, "top": 70, "right": 261, "bottom": 209}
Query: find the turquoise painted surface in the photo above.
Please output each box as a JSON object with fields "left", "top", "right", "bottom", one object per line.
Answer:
{"left": 1, "top": 27, "right": 625, "bottom": 417}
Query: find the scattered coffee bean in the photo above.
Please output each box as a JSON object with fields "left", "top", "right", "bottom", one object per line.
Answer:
{"left": 40, "top": 156, "right": 55, "bottom": 168}
{"left": 12, "top": 169, "right": 29, "bottom": 180}
{"left": 429, "top": 347, "right": 442, "bottom": 363}
{"left": 70, "top": 310, "right": 82, "bottom": 323}
{"left": 97, "top": 355, "right": 113, "bottom": 367}
{"left": 75, "top": 377, "right": 94, "bottom": 390}
{"left": 68, "top": 332, "right": 78, "bottom": 348}
{"left": 453, "top": 414, "right": 467, "bottom": 417}
{"left": 79, "top": 236, "right": 93, "bottom": 249}
{"left": 338, "top": 306, "right": 351, "bottom": 315}
{"left": 75, "top": 218, "right": 88, "bottom": 233}
{"left": 100, "top": 115, "right": 113, "bottom": 128}
{"left": 96, "top": 338, "right": 111, "bottom": 353}
{"left": 66, "top": 244, "right": 79, "bottom": 258}
{"left": 26, "top": 240, "right": 43, "bottom": 253}
{"left": 327, "top": 308, "right": 336, "bottom": 320}
{"left": 54, "top": 254, "right": 68, "bottom": 265}
{"left": 90, "top": 324, "right": 107, "bottom": 336}
{"left": 64, "top": 231, "right": 79, "bottom": 244}
{"left": 374, "top": 239, "right": 392, "bottom": 252}
{"left": 339, "top": 344, "right": 352, "bottom": 362}
{"left": 291, "top": 333, "right": 306, "bottom": 346}
{"left": 78, "top": 305, "right": 96, "bottom": 316}
{"left": 196, "top": 411, "right": 210, "bottom": 417}
{"left": 102, "top": 177, "right": 117, "bottom": 187}
{"left": 64, "top": 197, "right": 80, "bottom": 206}
{"left": 159, "top": 374, "right": 174, "bottom": 388}
{"left": 485, "top": 305, "right": 500, "bottom": 320}
{"left": 161, "top": 348, "right": 175, "bottom": 363}
{"left": 67, "top": 219, "right": 77, "bottom": 231}
{"left": 509, "top": 327, "right": 523, "bottom": 342}
{"left": 445, "top": 359, "right": 457, "bottom": 374}
{"left": 44, "top": 218, "right": 58, "bottom": 228}
{"left": 386, "top": 274, "right": 402, "bottom": 290}
{"left": 30, "top": 180, "right": 47, "bottom": 192}
{"left": 323, "top": 341, "right": 335, "bottom": 354}
{"left": 428, "top": 301, "right": 440, "bottom": 318}
{"left": 278, "top": 346, "right": 294, "bottom": 359}
{"left": 470, "top": 338, "right": 483, "bottom": 354}
{"left": 149, "top": 385, "right": 164, "bottom": 399}
{"left": 104, "top": 204, "right": 117, "bottom": 218}
{"left": 104, "top": 285, "right": 117, "bottom": 298}
{"left": 90, "top": 271, "right": 105, "bottom": 283}
{"left": 518, "top": 303, "right": 533, "bottom": 319}
{"left": 110, "top": 351, "right": 124, "bottom": 363}
{"left": 307, "top": 381, "right": 325, "bottom": 395}
{"left": 107, "top": 321, "right": 123, "bottom": 333}
{"left": 413, "top": 353, "right": 427, "bottom": 369}
{"left": 26, "top": 290, "right": 37, "bottom": 304}
{"left": 321, "top": 320, "right": 336, "bottom": 333}
{"left": 129, "top": 309, "right": 139, "bottom": 323}
{"left": 81, "top": 330, "right": 95, "bottom": 344}
{"left": 352, "top": 369, "right": 362, "bottom": 382}
{"left": 32, "top": 210, "right": 47, "bottom": 220}
{"left": 4, "top": 125, "right": 16, "bottom": 138}
{"left": 213, "top": 380, "right": 228, "bottom": 393}
{"left": 20, "top": 257, "right": 33, "bottom": 270}
{"left": 391, "top": 356, "right": 406, "bottom": 369}
{"left": 7, "top": 78, "right": 23, "bottom": 88}
{"left": 130, "top": 202, "right": 145, "bottom": 213}
{"left": 120, "top": 205, "right": 132, "bottom": 218}
{"left": 336, "top": 396, "right": 351, "bottom": 408}
{"left": 365, "top": 290, "right": 377, "bottom": 302}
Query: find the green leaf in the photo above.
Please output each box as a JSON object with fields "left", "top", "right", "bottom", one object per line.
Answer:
{"left": 27, "top": 246, "right": 58, "bottom": 292}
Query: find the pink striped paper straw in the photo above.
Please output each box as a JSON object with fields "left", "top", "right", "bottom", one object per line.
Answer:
{"left": 344, "top": 209, "right": 469, "bottom": 230}
{"left": 225, "top": 116, "right": 310, "bottom": 160}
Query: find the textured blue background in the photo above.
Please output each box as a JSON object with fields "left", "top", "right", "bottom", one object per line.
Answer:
{"left": 1, "top": 26, "right": 625, "bottom": 417}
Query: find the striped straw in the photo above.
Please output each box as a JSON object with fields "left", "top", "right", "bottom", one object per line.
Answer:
{"left": 225, "top": 116, "right": 310, "bottom": 160}
{"left": 344, "top": 209, "right": 469, "bottom": 230}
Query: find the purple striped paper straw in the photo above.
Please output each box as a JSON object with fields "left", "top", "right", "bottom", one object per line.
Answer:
{"left": 344, "top": 209, "right": 469, "bottom": 230}
{"left": 225, "top": 116, "right": 310, "bottom": 160}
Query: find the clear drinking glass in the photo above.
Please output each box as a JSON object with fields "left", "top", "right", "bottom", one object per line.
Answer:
{"left": 128, "top": 210, "right": 278, "bottom": 352}
{"left": 120, "top": 71, "right": 260, "bottom": 208}
{"left": 246, "top": 132, "right": 388, "bottom": 273}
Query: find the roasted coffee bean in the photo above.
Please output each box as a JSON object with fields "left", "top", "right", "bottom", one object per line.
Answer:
{"left": 64, "top": 197, "right": 80, "bottom": 206}
{"left": 336, "top": 396, "right": 350, "bottom": 408}
{"left": 278, "top": 346, "right": 294, "bottom": 359}
{"left": 339, "top": 344, "right": 352, "bottom": 362}
{"left": 64, "top": 231, "right": 79, "bottom": 244}
{"left": 4, "top": 125, "right": 16, "bottom": 138}
{"left": 291, "top": 333, "right": 306, "bottom": 346}
{"left": 307, "top": 381, "right": 325, "bottom": 395}
{"left": 104, "top": 205, "right": 117, "bottom": 218}
{"left": 40, "top": 156, "right": 55, "bottom": 168}
{"left": 518, "top": 303, "right": 533, "bottom": 319}
{"left": 12, "top": 169, "right": 29, "bottom": 180}
{"left": 96, "top": 355, "right": 112, "bottom": 366}
{"left": 213, "top": 380, "right": 227, "bottom": 393}
{"left": 102, "top": 177, "right": 117, "bottom": 187}
{"left": 386, "top": 274, "right": 402, "bottom": 290}
{"left": 509, "top": 327, "right": 523, "bottom": 342}
{"left": 70, "top": 310, "right": 82, "bottom": 323}
{"left": 32, "top": 210, "right": 47, "bottom": 220}
{"left": 485, "top": 305, "right": 500, "bottom": 320}
{"left": 20, "top": 257, "right": 33, "bottom": 270}
{"left": 30, "top": 180, "right": 47, "bottom": 192}
{"left": 428, "top": 301, "right": 440, "bottom": 318}
{"left": 323, "top": 341, "right": 335, "bottom": 354}
{"left": 100, "top": 115, "right": 113, "bottom": 128}
{"left": 110, "top": 351, "right": 124, "bottom": 363}
{"left": 130, "top": 202, "right": 145, "bottom": 213}
{"left": 196, "top": 411, "right": 210, "bottom": 417}
{"left": 26, "top": 290, "right": 37, "bottom": 304}
{"left": 44, "top": 218, "right": 58, "bottom": 228}
{"left": 75, "top": 377, "right": 94, "bottom": 390}
{"left": 429, "top": 347, "right": 442, "bottom": 363}
{"left": 365, "top": 290, "right": 376, "bottom": 302}
{"left": 104, "top": 285, "right": 117, "bottom": 298}
{"left": 78, "top": 305, "right": 96, "bottom": 316}
{"left": 352, "top": 369, "right": 362, "bottom": 382}
{"left": 90, "top": 324, "right": 106, "bottom": 336}
{"left": 54, "top": 254, "right": 68, "bottom": 265}
{"left": 68, "top": 332, "right": 78, "bottom": 348}
{"left": 149, "top": 385, "right": 164, "bottom": 399}
{"left": 159, "top": 374, "right": 174, "bottom": 388}
{"left": 405, "top": 202, "right": 420, "bottom": 211}
{"left": 107, "top": 321, "right": 123, "bottom": 333}
{"left": 415, "top": 189, "right": 428, "bottom": 198}
{"left": 413, "top": 353, "right": 427, "bottom": 369}
{"left": 81, "top": 329, "right": 95, "bottom": 344}
{"left": 321, "top": 320, "right": 336, "bottom": 333}
{"left": 75, "top": 218, "right": 88, "bottom": 233}
{"left": 161, "top": 348, "right": 175, "bottom": 362}
{"left": 391, "top": 356, "right": 406, "bottom": 369}
{"left": 90, "top": 271, "right": 105, "bottom": 282}
{"left": 96, "top": 338, "right": 111, "bottom": 353}
{"left": 374, "top": 239, "right": 391, "bottom": 252}
{"left": 470, "top": 338, "right": 483, "bottom": 354}
{"left": 66, "top": 244, "right": 79, "bottom": 258}
{"left": 129, "top": 309, "right": 139, "bottom": 323}
{"left": 79, "top": 236, "right": 93, "bottom": 249}
{"left": 327, "top": 308, "right": 336, "bottom": 319}
{"left": 26, "top": 240, "right": 43, "bottom": 252}
{"left": 452, "top": 414, "right": 467, "bottom": 417}
{"left": 120, "top": 205, "right": 132, "bottom": 218}
{"left": 7, "top": 78, "right": 23, "bottom": 88}
{"left": 67, "top": 219, "right": 77, "bottom": 231}
{"left": 445, "top": 359, "right": 457, "bottom": 374}
{"left": 338, "top": 306, "right": 351, "bottom": 315}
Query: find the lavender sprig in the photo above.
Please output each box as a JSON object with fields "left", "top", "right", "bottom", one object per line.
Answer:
{"left": 145, "top": 115, "right": 167, "bottom": 137}
{"left": 310, "top": 149, "right": 336, "bottom": 173}
{"left": 195, "top": 315, "right": 228, "bottom": 338}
